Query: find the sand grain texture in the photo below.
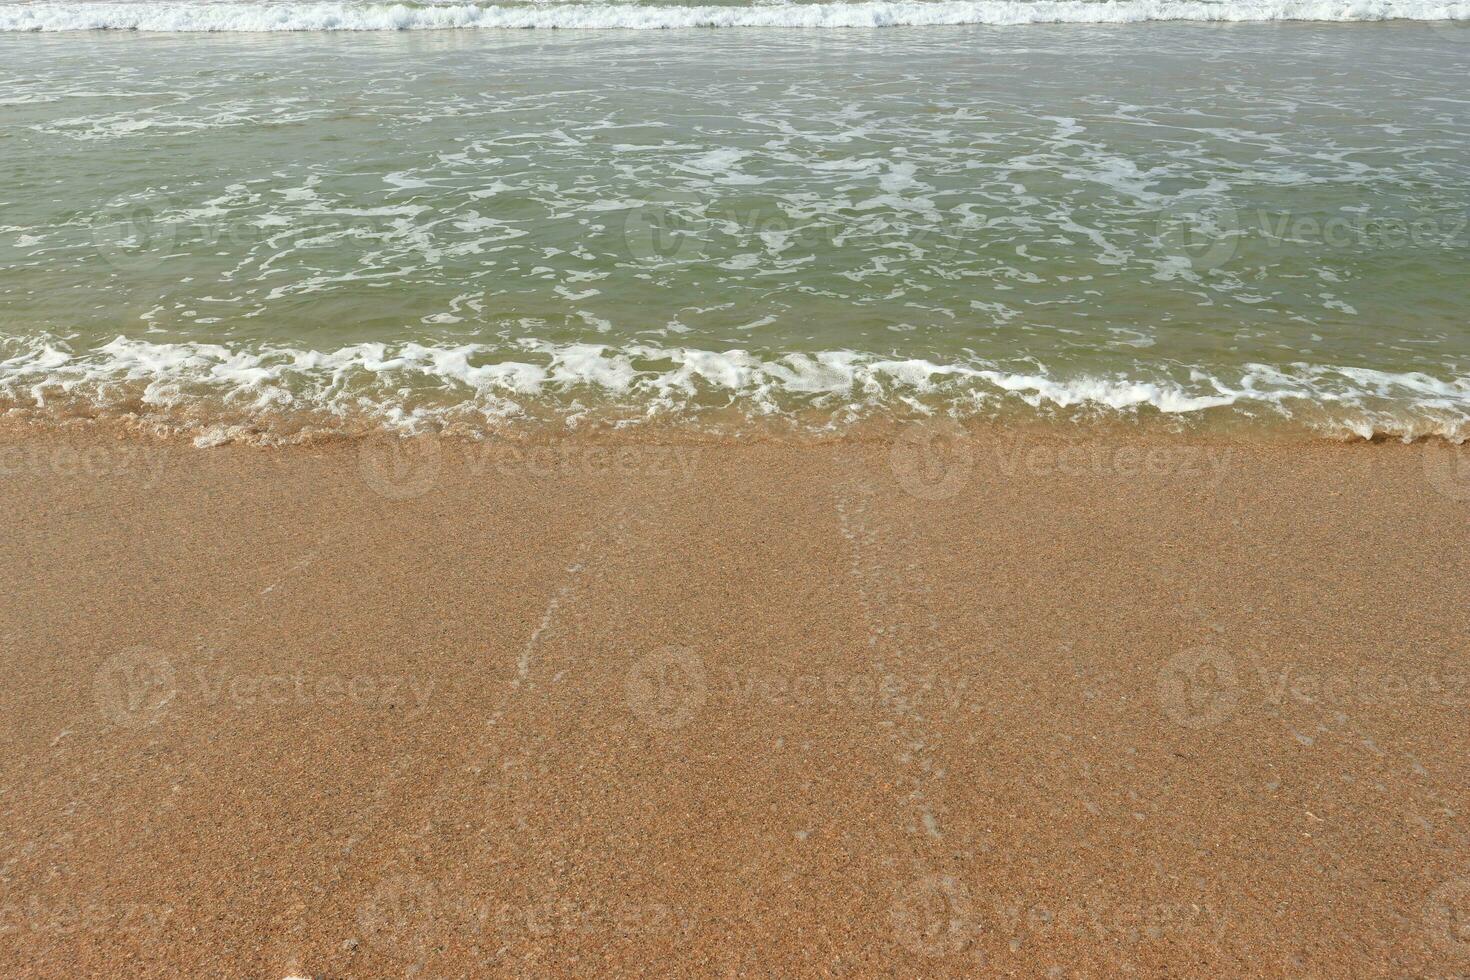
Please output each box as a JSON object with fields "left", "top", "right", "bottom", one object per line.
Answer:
{"left": 0, "top": 424, "right": 1466, "bottom": 977}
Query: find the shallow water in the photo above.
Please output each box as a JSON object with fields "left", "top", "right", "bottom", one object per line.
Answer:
{"left": 2, "top": 24, "right": 1468, "bottom": 440}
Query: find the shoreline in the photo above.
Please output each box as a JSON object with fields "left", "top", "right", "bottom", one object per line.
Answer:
{"left": 3, "top": 394, "right": 1468, "bottom": 452}
{"left": 2, "top": 422, "right": 1467, "bottom": 975}
{"left": 7, "top": 16, "right": 1469, "bottom": 975}
{"left": 4, "top": 338, "right": 1467, "bottom": 448}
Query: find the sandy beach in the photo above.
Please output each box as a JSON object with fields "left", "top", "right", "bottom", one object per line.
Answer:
{"left": 0, "top": 422, "right": 1465, "bottom": 976}
{"left": 5, "top": 11, "right": 1469, "bottom": 978}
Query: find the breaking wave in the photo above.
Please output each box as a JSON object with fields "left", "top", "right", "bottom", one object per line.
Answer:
{"left": 2, "top": 0, "right": 1468, "bottom": 32}
{"left": 1, "top": 334, "right": 1467, "bottom": 444}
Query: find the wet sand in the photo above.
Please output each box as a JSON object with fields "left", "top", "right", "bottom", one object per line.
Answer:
{"left": 0, "top": 422, "right": 1467, "bottom": 977}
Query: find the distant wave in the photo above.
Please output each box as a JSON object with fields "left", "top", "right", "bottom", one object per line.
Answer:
{"left": 2, "top": 334, "right": 1467, "bottom": 443}
{"left": 3, "top": 0, "right": 1468, "bottom": 32}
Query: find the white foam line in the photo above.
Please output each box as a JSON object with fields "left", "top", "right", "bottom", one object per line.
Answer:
{"left": 2, "top": 0, "right": 1468, "bottom": 32}
{"left": 2, "top": 334, "right": 1467, "bottom": 442}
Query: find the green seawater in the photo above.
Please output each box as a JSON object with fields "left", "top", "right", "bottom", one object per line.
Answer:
{"left": 1, "top": 25, "right": 1468, "bottom": 438}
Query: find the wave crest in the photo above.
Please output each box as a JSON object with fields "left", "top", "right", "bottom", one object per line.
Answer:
{"left": 3, "top": 0, "right": 1468, "bottom": 32}
{"left": 1, "top": 334, "right": 1467, "bottom": 444}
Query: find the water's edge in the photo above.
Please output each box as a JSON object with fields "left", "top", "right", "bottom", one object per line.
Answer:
{"left": 3, "top": 335, "right": 1466, "bottom": 445}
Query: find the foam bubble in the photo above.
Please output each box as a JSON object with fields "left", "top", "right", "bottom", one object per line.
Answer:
{"left": 2, "top": 0, "right": 1467, "bottom": 32}
{"left": 2, "top": 334, "right": 1467, "bottom": 442}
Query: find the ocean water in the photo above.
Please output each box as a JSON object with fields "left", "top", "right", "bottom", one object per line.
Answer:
{"left": 1, "top": 19, "right": 1468, "bottom": 441}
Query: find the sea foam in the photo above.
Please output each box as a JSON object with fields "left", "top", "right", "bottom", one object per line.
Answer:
{"left": 2, "top": 0, "right": 1468, "bottom": 31}
{"left": 2, "top": 335, "right": 1467, "bottom": 442}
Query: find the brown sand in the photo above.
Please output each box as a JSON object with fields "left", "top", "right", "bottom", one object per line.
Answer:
{"left": 0, "top": 421, "right": 1466, "bottom": 977}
